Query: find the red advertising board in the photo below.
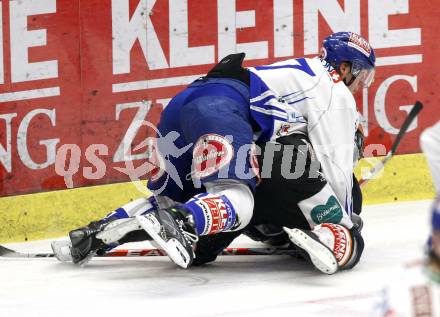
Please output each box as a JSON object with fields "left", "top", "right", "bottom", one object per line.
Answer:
{"left": 0, "top": 0, "right": 439, "bottom": 196}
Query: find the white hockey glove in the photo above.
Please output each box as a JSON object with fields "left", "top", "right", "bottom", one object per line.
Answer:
{"left": 284, "top": 223, "right": 364, "bottom": 274}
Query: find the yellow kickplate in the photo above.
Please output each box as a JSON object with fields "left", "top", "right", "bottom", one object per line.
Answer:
{"left": 0, "top": 153, "right": 435, "bottom": 243}
{"left": 355, "top": 153, "right": 435, "bottom": 205}
{"left": 0, "top": 181, "right": 149, "bottom": 243}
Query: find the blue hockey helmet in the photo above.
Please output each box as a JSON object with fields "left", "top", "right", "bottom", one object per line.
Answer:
{"left": 321, "top": 32, "right": 376, "bottom": 89}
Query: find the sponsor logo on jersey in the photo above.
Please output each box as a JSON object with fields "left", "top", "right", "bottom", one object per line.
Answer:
{"left": 287, "top": 111, "right": 306, "bottom": 123}
{"left": 311, "top": 196, "right": 343, "bottom": 224}
{"left": 348, "top": 32, "right": 372, "bottom": 57}
{"left": 192, "top": 134, "right": 234, "bottom": 179}
{"left": 410, "top": 285, "right": 433, "bottom": 317}
{"left": 195, "top": 194, "right": 231, "bottom": 235}
{"left": 329, "top": 69, "right": 342, "bottom": 84}
{"left": 276, "top": 123, "right": 291, "bottom": 137}
{"left": 320, "top": 59, "right": 342, "bottom": 84}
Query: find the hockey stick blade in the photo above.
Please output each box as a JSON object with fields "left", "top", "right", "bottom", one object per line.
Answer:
{"left": 0, "top": 245, "right": 54, "bottom": 258}
{"left": 0, "top": 245, "right": 299, "bottom": 259}
{"left": 359, "top": 101, "right": 423, "bottom": 187}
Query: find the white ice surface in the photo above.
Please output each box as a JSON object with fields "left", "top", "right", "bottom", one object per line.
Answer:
{"left": 0, "top": 200, "right": 434, "bottom": 317}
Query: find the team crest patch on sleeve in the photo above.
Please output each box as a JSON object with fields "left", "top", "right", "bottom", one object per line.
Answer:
{"left": 192, "top": 134, "right": 234, "bottom": 179}
{"left": 348, "top": 32, "right": 372, "bottom": 57}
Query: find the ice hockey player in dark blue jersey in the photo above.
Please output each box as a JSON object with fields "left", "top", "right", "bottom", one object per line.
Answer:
{"left": 53, "top": 32, "right": 375, "bottom": 274}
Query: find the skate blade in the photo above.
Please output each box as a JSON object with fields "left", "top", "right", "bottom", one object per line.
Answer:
{"left": 136, "top": 214, "right": 192, "bottom": 269}
{"left": 96, "top": 218, "right": 143, "bottom": 244}
{"left": 51, "top": 240, "right": 73, "bottom": 262}
{"left": 51, "top": 240, "right": 95, "bottom": 266}
{"left": 283, "top": 227, "right": 338, "bottom": 275}
{"left": 76, "top": 251, "right": 97, "bottom": 267}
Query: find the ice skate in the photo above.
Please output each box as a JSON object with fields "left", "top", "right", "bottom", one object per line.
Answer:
{"left": 283, "top": 227, "right": 339, "bottom": 275}
{"left": 137, "top": 207, "right": 198, "bottom": 268}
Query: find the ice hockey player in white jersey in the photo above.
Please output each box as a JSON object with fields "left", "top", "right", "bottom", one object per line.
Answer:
{"left": 52, "top": 32, "right": 376, "bottom": 275}
{"left": 373, "top": 123, "right": 440, "bottom": 316}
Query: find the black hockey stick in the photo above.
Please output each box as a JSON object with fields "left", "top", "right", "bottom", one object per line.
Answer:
{"left": 359, "top": 101, "right": 423, "bottom": 187}
{"left": 0, "top": 244, "right": 300, "bottom": 259}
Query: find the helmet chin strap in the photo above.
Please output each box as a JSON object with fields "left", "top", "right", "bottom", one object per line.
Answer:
{"left": 344, "top": 76, "right": 356, "bottom": 87}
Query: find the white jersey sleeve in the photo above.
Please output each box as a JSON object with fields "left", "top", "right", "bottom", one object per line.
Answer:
{"left": 248, "top": 57, "right": 357, "bottom": 215}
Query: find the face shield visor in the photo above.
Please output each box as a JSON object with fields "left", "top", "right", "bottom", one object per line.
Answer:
{"left": 350, "top": 59, "right": 375, "bottom": 89}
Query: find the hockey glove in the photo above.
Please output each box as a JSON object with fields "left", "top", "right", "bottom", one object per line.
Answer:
{"left": 284, "top": 223, "right": 364, "bottom": 274}
{"left": 312, "top": 223, "right": 364, "bottom": 270}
